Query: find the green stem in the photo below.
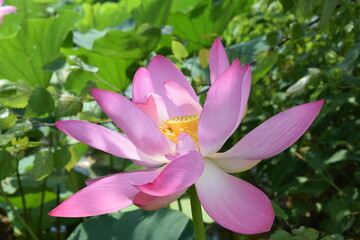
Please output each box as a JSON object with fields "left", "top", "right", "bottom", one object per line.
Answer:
{"left": 188, "top": 185, "right": 206, "bottom": 240}
{"left": 0, "top": 185, "right": 39, "bottom": 240}
{"left": 16, "top": 169, "right": 28, "bottom": 222}
{"left": 37, "top": 178, "right": 47, "bottom": 239}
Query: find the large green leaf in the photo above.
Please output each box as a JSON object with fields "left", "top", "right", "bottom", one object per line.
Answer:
{"left": 167, "top": 0, "right": 253, "bottom": 48}
{"left": 0, "top": 10, "right": 80, "bottom": 87}
{"left": 68, "top": 208, "right": 194, "bottom": 240}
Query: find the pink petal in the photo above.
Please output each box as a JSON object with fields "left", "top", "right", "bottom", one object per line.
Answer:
{"left": 0, "top": 0, "right": 3, "bottom": 6}
{"left": 176, "top": 133, "right": 198, "bottom": 154}
{"left": 216, "top": 100, "right": 324, "bottom": 161}
{"left": 91, "top": 89, "right": 171, "bottom": 159}
{"left": 49, "top": 169, "right": 158, "bottom": 217}
{"left": 55, "top": 120, "right": 162, "bottom": 167}
{"left": 132, "top": 67, "right": 155, "bottom": 103}
{"left": 198, "top": 60, "right": 251, "bottom": 156}
{"left": 147, "top": 55, "right": 197, "bottom": 117}
{"left": 164, "top": 81, "right": 202, "bottom": 115}
{"left": 0, "top": 6, "right": 16, "bottom": 15}
{"left": 135, "top": 93, "right": 169, "bottom": 124}
{"left": 133, "top": 190, "right": 186, "bottom": 211}
{"left": 134, "top": 151, "right": 204, "bottom": 196}
{"left": 195, "top": 160, "right": 274, "bottom": 234}
{"left": 209, "top": 38, "right": 230, "bottom": 84}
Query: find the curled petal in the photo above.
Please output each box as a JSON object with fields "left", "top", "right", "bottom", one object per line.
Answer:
{"left": 136, "top": 93, "right": 169, "bottom": 124}
{"left": 217, "top": 100, "right": 324, "bottom": 161}
{"left": 164, "top": 81, "right": 202, "bottom": 115}
{"left": 49, "top": 169, "right": 158, "bottom": 217}
{"left": 134, "top": 151, "right": 204, "bottom": 196}
{"left": 133, "top": 190, "right": 186, "bottom": 211}
{"left": 91, "top": 89, "right": 171, "bottom": 160}
{"left": 199, "top": 60, "right": 251, "bottom": 156}
{"left": 132, "top": 67, "right": 155, "bottom": 103}
{"left": 209, "top": 38, "right": 230, "bottom": 84}
{"left": 55, "top": 120, "right": 161, "bottom": 167}
{"left": 195, "top": 160, "right": 274, "bottom": 234}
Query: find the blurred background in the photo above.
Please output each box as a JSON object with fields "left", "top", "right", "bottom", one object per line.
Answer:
{"left": 0, "top": 0, "right": 359, "bottom": 239}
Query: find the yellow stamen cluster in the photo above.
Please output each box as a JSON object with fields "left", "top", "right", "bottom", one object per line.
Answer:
{"left": 159, "top": 114, "right": 199, "bottom": 144}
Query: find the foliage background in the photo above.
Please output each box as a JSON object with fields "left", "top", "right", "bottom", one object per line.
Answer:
{"left": 0, "top": 0, "right": 359, "bottom": 239}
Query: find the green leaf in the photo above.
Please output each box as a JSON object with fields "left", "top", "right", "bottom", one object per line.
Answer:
{"left": 0, "top": 191, "right": 57, "bottom": 209}
{"left": 68, "top": 208, "right": 194, "bottom": 240}
{"left": 272, "top": 201, "right": 289, "bottom": 220}
{"left": 0, "top": 150, "right": 18, "bottom": 181}
{"left": 42, "top": 54, "right": 66, "bottom": 72}
{"left": 132, "top": 0, "right": 172, "bottom": 27}
{"left": 168, "top": 0, "right": 252, "bottom": 48}
{"left": 228, "top": 36, "right": 269, "bottom": 64}
{"left": 291, "top": 23, "right": 305, "bottom": 40}
{"left": 270, "top": 229, "right": 292, "bottom": 240}
{"left": 319, "top": 0, "right": 337, "bottom": 30}
{"left": 172, "top": 41, "right": 189, "bottom": 59}
{"left": 94, "top": 26, "right": 161, "bottom": 59}
{"left": 0, "top": 10, "right": 81, "bottom": 87}
{"left": 53, "top": 147, "right": 71, "bottom": 170}
{"left": 253, "top": 52, "right": 278, "bottom": 83}
{"left": 339, "top": 42, "right": 360, "bottom": 75}
{"left": 294, "top": 0, "right": 312, "bottom": 23}
{"left": 65, "top": 143, "right": 88, "bottom": 171}
{"left": 0, "top": 109, "right": 17, "bottom": 130}
{"left": 56, "top": 92, "right": 83, "bottom": 117}
{"left": 0, "top": 80, "right": 17, "bottom": 98}
{"left": 33, "top": 150, "right": 54, "bottom": 181}
{"left": 293, "top": 226, "right": 319, "bottom": 240}
{"left": 25, "top": 87, "right": 55, "bottom": 118}
{"left": 0, "top": 90, "right": 29, "bottom": 109}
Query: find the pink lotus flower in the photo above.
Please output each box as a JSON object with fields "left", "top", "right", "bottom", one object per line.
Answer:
{"left": 49, "top": 39, "right": 323, "bottom": 234}
{"left": 0, "top": 0, "right": 16, "bottom": 24}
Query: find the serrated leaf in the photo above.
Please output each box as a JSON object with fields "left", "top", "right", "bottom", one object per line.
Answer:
{"left": 172, "top": 41, "right": 189, "bottom": 59}
{"left": 54, "top": 147, "right": 71, "bottom": 170}
{"left": 0, "top": 150, "right": 18, "bottom": 181}
{"left": 33, "top": 150, "right": 54, "bottom": 181}
{"left": 0, "top": 90, "right": 29, "bottom": 108}
{"left": 42, "top": 54, "right": 66, "bottom": 72}
{"left": 25, "top": 87, "right": 55, "bottom": 118}
{"left": 56, "top": 92, "right": 83, "bottom": 117}
{"left": 0, "top": 80, "right": 17, "bottom": 97}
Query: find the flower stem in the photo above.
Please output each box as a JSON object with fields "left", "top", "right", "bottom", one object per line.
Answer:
{"left": 188, "top": 185, "right": 206, "bottom": 240}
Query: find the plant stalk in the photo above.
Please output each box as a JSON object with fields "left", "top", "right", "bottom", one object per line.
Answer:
{"left": 188, "top": 185, "right": 206, "bottom": 240}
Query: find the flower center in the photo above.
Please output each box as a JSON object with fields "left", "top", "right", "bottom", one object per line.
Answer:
{"left": 159, "top": 114, "right": 199, "bottom": 144}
